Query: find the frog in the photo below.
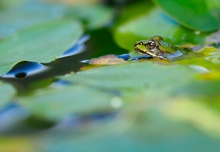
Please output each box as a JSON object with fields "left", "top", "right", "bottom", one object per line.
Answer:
{"left": 134, "top": 36, "right": 191, "bottom": 60}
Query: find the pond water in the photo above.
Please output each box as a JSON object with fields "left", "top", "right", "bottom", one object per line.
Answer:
{"left": 0, "top": 28, "right": 127, "bottom": 92}
{"left": 0, "top": 25, "right": 127, "bottom": 134}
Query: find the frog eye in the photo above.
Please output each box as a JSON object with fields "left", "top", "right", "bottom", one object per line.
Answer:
{"left": 147, "top": 40, "right": 156, "bottom": 50}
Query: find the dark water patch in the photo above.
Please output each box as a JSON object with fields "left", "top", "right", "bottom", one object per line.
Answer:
{"left": 88, "top": 28, "right": 127, "bottom": 58}
{"left": 52, "top": 110, "right": 118, "bottom": 130}
{"left": 23, "top": 116, "right": 55, "bottom": 131}
{"left": 117, "top": 53, "right": 130, "bottom": 60}
{"left": 2, "top": 61, "right": 48, "bottom": 79}
{"left": 88, "top": 111, "right": 117, "bottom": 121}
{"left": 0, "top": 35, "right": 91, "bottom": 91}
{"left": 131, "top": 55, "right": 152, "bottom": 61}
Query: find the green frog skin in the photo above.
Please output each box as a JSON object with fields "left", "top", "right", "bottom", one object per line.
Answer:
{"left": 134, "top": 36, "right": 190, "bottom": 60}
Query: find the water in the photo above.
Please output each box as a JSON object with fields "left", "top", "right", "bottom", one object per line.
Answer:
{"left": 0, "top": 28, "right": 127, "bottom": 133}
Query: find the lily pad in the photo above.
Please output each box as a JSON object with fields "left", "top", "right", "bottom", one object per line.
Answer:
{"left": 18, "top": 85, "right": 119, "bottom": 121}
{"left": 61, "top": 62, "right": 198, "bottom": 95}
{"left": 10, "top": 63, "right": 220, "bottom": 150}
{"left": 66, "top": 4, "right": 114, "bottom": 30}
{"left": 32, "top": 100, "right": 220, "bottom": 152}
{"left": 0, "top": 2, "right": 113, "bottom": 38}
{"left": 114, "top": 7, "right": 209, "bottom": 50}
{"left": 153, "top": 0, "right": 220, "bottom": 31}
{"left": 0, "top": 1, "right": 67, "bottom": 38}
{"left": 0, "top": 20, "right": 83, "bottom": 76}
{"left": 0, "top": 82, "right": 16, "bottom": 108}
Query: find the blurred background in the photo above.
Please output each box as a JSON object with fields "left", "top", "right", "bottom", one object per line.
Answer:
{"left": 0, "top": 0, "right": 220, "bottom": 152}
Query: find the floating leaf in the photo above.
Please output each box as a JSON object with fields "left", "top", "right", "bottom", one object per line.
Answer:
{"left": 18, "top": 85, "right": 119, "bottom": 121}
{"left": 0, "top": 1, "right": 66, "bottom": 37}
{"left": 0, "top": 20, "right": 83, "bottom": 76}
{"left": 114, "top": 7, "right": 209, "bottom": 50}
{"left": 66, "top": 4, "right": 114, "bottom": 30}
{"left": 61, "top": 62, "right": 198, "bottom": 95}
{"left": 12, "top": 63, "right": 220, "bottom": 150}
{"left": 0, "top": 2, "right": 113, "bottom": 38}
{"left": 153, "top": 0, "right": 220, "bottom": 31}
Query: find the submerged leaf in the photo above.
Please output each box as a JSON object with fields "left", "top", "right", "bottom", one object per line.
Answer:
{"left": 0, "top": 20, "right": 83, "bottom": 76}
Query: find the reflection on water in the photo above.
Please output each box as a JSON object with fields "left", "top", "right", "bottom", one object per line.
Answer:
{"left": 1, "top": 35, "right": 90, "bottom": 80}
{"left": 2, "top": 62, "right": 48, "bottom": 79}
{"left": 59, "top": 35, "right": 90, "bottom": 58}
{"left": 2, "top": 35, "right": 90, "bottom": 79}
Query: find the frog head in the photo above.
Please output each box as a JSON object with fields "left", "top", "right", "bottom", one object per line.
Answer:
{"left": 134, "top": 36, "right": 165, "bottom": 59}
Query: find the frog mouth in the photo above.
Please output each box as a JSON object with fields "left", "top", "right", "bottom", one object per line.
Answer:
{"left": 134, "top": 45, "right": 165, "bottom": 60}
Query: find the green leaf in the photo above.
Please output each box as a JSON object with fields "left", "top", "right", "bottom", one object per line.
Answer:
{"left": 12, "top": 63, "right": 220, "bottom": 150}
{"left": 204, "top": 48, "right": 220, "bottom": 64}
{"left": 114, "top": 7, "right": 209, "bottom": 50}
{"left": 0, "top": 2, "right": 113, "bottom": 37}
{"left": 175, "top": 47, "right": 220, "bottom": 70}
{"left": 153, "top": 0, "right": 220, "bottom": 31}
{"left": 31, "top": 102, "right": 220, "bottom": 152}
{"left": 0, "top": 20, "right": 83, "bottom": 76}
{"left": 0, "top": 0, "right": 27, "bottom": 9}
{"left": 18, "top": 85, "right": 118, "bottom": 121}
{"left": 0, "top": 82, "right": 16, "bottom": 108}
{"left": 0, "top": 2, "right": 67, "bottom": 37}
{"left": 66, "top": 4, "right": 114, "bottom": 30}
{"left": 61, "top": 62, "right": 198, "bottom": 96}
{"left": 0, "top": 137, "right": 33, "bottom": 152}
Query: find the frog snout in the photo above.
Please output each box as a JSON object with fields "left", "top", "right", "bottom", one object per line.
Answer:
{"left": 134, "top": 41, "right": 143, "bottom": 47}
